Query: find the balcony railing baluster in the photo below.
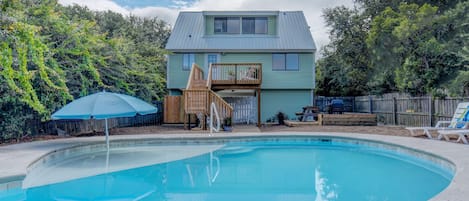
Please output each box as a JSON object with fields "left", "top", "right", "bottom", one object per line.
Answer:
{"left": 210, "top": 63, "right": 262, "bottom": 86}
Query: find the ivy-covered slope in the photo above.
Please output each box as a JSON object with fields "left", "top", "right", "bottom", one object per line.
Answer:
{"left": 0, "top": 0, "right": 170, "bottom": 141}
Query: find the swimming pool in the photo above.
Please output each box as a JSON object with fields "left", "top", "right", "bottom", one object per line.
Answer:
{"left": 0, "top": 136, "right": 454, "bottom": 201}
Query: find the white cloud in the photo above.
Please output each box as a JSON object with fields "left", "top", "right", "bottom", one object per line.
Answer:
{"left": 130, "top": 7, "right": 179, "bottom": 25}
{"left": 59, "top": 0, "right": 130, "bottom": 15}
{"left": 58, "top": 0, "right": 355, "bottom": 54}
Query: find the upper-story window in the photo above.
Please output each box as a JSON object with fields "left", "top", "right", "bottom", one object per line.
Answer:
{"left": 214, "top": 17, "right": 240, "bottom": 34}
{"left": 272, "top": 53, "right": 299, "bottom": 71}
{"left": 183, "top": 53, "right": 195, "bottom": 71}
{"left": 242, "top": 17, "right": 267, "bottom": 34}
{"left": 213, "top": 16, "right": 268, "bottom": 35}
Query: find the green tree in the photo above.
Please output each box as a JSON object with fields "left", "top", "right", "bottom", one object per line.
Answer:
{"left": 316, "top": 6, "right": 371, "bottom": 96}
{"left": 0, "top": 0, "right": 171, "bottom": 141}
{"left": 317, "top": 1, "right": 467, "bottom": 97}
{"left": 387, "top": 3, "right": 464, "bottom": 95}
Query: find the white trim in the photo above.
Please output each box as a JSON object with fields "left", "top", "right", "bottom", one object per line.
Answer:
{"left": 166, "top": 54, "right": 170, "bottom": 88}
{"left": 168, "top": 49, "right": 315, "bottom": 53}
{"left": 203, "top": 11, "right": 279, "bottom": 16}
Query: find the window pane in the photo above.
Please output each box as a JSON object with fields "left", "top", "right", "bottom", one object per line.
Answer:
{"left": 255, "top": 17, "right": 267, "bottom": 34}
{"left": 183, "top": 53, "right": 195, "bottom": 70}
{"left": 242, "top": 17, "right": 255, "bottom": 34}
{"left": 226, "top": 17, "right": 240, "bottom": 34}
{"left": 189, "top": 54, "right": 195, "bottom": 69}
{"left": 208, "top": 54, "right": 217, "bottom": 64}
{"left": 286, "top": 54, "right": 299, "bottom": 70}
{"left": 272, "top": 54, "right": 285, "bottom": 70}
{"left": 183, "top": 54, "right": 189, "bottom": 70}
{"left": 214, "top": 17, "right": 227, "bottom": 33}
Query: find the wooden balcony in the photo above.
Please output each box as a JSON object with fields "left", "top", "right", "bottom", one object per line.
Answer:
{"left": 209, "top": 63, "right": 262, "bottom": 89}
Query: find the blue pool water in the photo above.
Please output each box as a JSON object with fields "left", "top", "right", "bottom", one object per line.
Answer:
{"left": 0, "top": 137, "right": 453, "bottom": 201}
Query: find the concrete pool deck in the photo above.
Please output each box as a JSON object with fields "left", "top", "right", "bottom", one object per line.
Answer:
{"left": 1, "top": 132, "right": 469, "bottom": 201}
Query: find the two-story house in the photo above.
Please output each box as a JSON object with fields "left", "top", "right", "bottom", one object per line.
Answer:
{"left": 165, "top": 11, "right": 316, "bottom": 127}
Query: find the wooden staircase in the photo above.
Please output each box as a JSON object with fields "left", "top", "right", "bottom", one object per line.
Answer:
{"left": 184, "top": 64, "right": 233, "bottom": 130}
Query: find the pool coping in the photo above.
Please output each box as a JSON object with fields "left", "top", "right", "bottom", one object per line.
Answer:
{"left": 1, "top": 132, "right": 468, "bottom": 201}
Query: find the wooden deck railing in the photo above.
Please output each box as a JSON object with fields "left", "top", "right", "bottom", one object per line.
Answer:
{"left": 184, "top": 63, "right": 233, "bottom": 127}
{"left": 210, "top": 63, "right": 262, "bottom": 85}
{"left": 186, "top": 63, "right": 205, "bottom": 89}
{"left": 184, "top": 89, "right": 233, "bottom": 120}
{"left": 184, "top": 89, "right": 208, "bottom": 114}
{"left": 209, "top": 90, "right": 233, "bottom": 120}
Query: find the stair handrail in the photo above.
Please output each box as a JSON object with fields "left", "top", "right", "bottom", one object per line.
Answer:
{"left": 206, "top": 63, "right": 212, "bottom": 89}
{"left": 186, "top": 63, "right": 204, "bottom": 89}
{"left": 210, "top": 102, "right": 220, "bottom": 134}
{"left": 209, "top": 90, "right": 233, "bottom": 120}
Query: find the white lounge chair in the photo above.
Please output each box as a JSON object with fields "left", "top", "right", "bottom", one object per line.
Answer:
{"left": 406, "top": 102, "right": 469, "bottom": 139}
{"left": 438, "top": 128, "right": 469, "bottom": 144}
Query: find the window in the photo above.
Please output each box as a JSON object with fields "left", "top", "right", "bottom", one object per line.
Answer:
{"left": 272, "top": 54, "right": 285, "bottom": 70}
{"left": 207, "top": 54, "right": 218, "bottom": 65}
{"left": 272, "top": 53, "right": 299, "bottom": 71}
{"left": 214, "top": 17, "right": 240, "bottom": 34}
{"left": 183, "top": 53, "right": 195, "bottom": 70}
{"left": 286, "top": 54, "right": 299, "bottom": 70}
{"left": 213, "top": 16, "right": 268, "bottom": 35}
{"left": 242, "top": 17, "right": 267, "bottom": 34}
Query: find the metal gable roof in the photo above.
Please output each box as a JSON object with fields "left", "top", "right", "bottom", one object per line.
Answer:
{"left": 165, "top": 11, "right": 316, "bottom": 52}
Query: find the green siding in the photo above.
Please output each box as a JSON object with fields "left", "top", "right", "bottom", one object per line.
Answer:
{"left": 261, "top": 89, "right": 311, "bottom": 122}
{"left": 205, "top": 16, "right": 214, "bottom": 35}
{"left": 169, "top": 89, "right": 182, "bottom": 96}
{"left": 268, "top": 16, "right": 277, "bottom": 35}
{"left": 220, "top": 53, "right": 314, "bottom": 89}
{"left": 167, "top": 53, "right": 206, "bottom": 89}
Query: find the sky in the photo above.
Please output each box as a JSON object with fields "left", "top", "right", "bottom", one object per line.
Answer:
{"left": 58, "top": 0, "right": 355, "bottom": 54}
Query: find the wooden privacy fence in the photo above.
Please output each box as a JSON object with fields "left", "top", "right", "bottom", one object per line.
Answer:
{"left": 38, "top": 101, "right": 164, "bottom": 136}
{"left": 347, "top": 94, "right": 469, "bottom": 127}
{"left": 315, "top": 96, "right": 355, "bottom": 112}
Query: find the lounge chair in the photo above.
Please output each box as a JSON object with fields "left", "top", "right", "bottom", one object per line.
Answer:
{"left": 438, "top": 128, "right": 469, "bottom": 144}
{"left": 437, "top": 108, "right": 469, "bottom": 143}
{"left": 406, "top": 102, "right": 469, "bottom": 139}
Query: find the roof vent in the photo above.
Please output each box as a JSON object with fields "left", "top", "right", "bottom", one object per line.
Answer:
{"left": 188, "top": 34, "right": 192, "bottom": 38}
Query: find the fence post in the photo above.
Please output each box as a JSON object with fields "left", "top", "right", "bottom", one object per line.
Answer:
{"left": 392, "top": 97, "right": 397, "bottom": 125}
{"left": 429, "top": 96, "right": 433, "bottom": 126}
{"left": 368, "top": 95, "right": 373, "bottom": 113}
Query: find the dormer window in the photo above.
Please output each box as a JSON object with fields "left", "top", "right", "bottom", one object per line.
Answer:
{"left": 242, "top": 17, "right": 267, "bottom": 34}
{"left": 214, "top": 17, "right": 240, "bottom": 34}
{"left": 213, "top": 16, "right": 269, "bottom": 35}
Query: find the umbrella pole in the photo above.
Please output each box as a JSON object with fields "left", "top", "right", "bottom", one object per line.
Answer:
{"left": 105, "top": 118, "right": 109, "bottom": 150}
{"left": 105, "top": 118, "right": 110, "bottom": 172}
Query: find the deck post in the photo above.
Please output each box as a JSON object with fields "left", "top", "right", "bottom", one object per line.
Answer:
{"left": 257, "top": 88, "right": 261, "bottom": 128}
{"left": 188, "top": 114, "right": 191, "bottom": 130}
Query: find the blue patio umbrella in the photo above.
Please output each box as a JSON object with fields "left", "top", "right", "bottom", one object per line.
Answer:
{"left": 52, "top": 91, "right": 158, "bottom": 148}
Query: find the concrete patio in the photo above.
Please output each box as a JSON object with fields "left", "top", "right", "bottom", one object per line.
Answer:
{"left": 1, "top": 131, "right": 469, "bottom": 201}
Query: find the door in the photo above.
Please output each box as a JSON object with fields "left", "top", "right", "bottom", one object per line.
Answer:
{"left": 206, "top": 53, "right": 220, "bottom": 79}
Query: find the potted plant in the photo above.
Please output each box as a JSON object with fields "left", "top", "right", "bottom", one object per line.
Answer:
{"left": 223, "top": 117, "right": 232, "bottom": 132}
{"left": 276, "top": 112, "right": 286, "bottom": 125}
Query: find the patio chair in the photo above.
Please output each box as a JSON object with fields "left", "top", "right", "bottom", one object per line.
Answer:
{"left": 406, "top": 102, "right": 469, "bottom": 139}
{"left": 240, "top": 67, "right": 257, "bottom": 80}
{"left": 437, "top": 128, "right": 469, "bottom": 144}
